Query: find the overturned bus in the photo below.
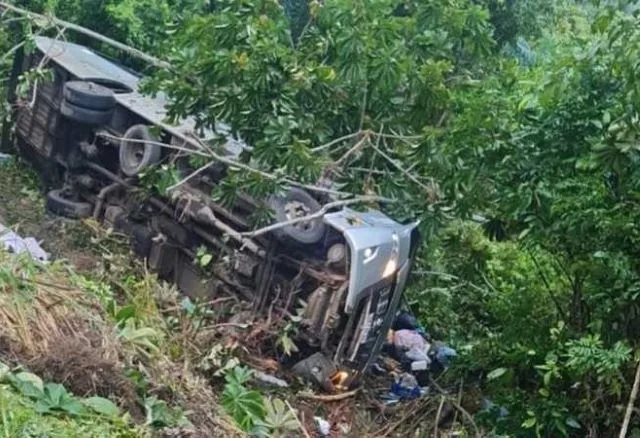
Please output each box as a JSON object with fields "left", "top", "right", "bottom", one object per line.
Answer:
{"left": 2, "top": 36, "right": 419, "bottom": 389}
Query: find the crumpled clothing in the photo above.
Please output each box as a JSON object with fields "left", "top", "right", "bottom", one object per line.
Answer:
{"left": 393, "top": 329, "right": 429, "bottom": 351}
{"left": 434, "top": 345, "right": 457, "bottom": 368}
{"left": 0, "top": 225, "right": 48, "bottom": 262}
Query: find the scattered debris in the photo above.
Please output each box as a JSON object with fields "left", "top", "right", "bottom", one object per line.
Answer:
{"left": 0, "top": 223, "right": 48, "bottom": 262}
{"left": 376, "top": 310, "right": 458, "bottom": 403}
{"left": 379, "top": 373, "right": 423, "bottom": 405}
{"left": 292, "top": 352, "right": 337, "bottom": 391}
{"left": 253, "top": 370, "right": 289, "bottom": 388}
{"left": 314, "top": 416, "right": 331, "bottom": 436}
{"left": 481, "top": 398, "right": 509, "bottom": 418}
{"left": 0, "top": 153, "right": 11, "bottom": 163}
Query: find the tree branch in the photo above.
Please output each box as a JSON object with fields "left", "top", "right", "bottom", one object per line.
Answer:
{"left": 369, "top": 139, "right": 433, "bottom": 192}
{"left": 241, "top": 195, "right": 386, "bottom": 238}
{"left": 0, "top": 2, "right": 170, "bottom": 69}
{"left": 311, "top": 132, "right": 361, "bottom": 152}
{"left": 96, "top": 131, "right": 211, "bottom": 157}
{"left": 186, "top": 135, "right": 394, "bottom": 201}
{"left": 430, "top": 378, "right": 481, "bottom": 438}
{"left": 297, "top": 389, "right": 359, "bottom": 401}
{"left": 333, "top": 133, "right": 369, "bottom": 168}
{"left": 620, "top": 357, "right": 640, "bottom": 438}
{"left": 166, "top": 161, "right": 215, "bottom": 192}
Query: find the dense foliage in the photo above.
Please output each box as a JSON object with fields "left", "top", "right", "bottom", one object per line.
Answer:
{"left": 4, "top": 0, "right": 640, "bottom": 436}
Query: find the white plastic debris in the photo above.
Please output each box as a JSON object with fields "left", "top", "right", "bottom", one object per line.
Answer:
{"left": 314, "top": 416, "right": 331, "bottom": 437}
{"left": 0, "top": 153, "right": 11, "bottom": 162}
{"left": 0, "top": 223, "right": 48, "bottom": 262}
{"left": 252, "top": 370, "right": 289, "bottom": 388}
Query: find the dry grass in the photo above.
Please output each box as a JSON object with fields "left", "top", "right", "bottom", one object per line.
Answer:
{"left": 0, "top": 162, "right": 246, "bottom": 435}
{"left": 0, "top": 251, "right": 142, "bottom": 411}
{"left": 0, "top": 253, "right": 99, "bottom": 358}
{"left": 146, "top": 357, "right": 244, "bottom": 438}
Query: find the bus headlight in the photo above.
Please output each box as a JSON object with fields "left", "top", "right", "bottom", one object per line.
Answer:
{"left": 382, "top": 257, "right": 397, "bottom": 278}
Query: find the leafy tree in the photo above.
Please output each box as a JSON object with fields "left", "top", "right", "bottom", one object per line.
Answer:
{"left": 5, "top": 0, "right": 640, "bottom": 435}
{"left": 144, "top": 0, "right": 494, "bottom": 220}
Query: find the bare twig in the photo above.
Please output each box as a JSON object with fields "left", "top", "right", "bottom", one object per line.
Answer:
{"left": 96, "top": 131, "right": 210, "bottom": 157}
{"left": 0, "top": 40, "right": 25, "bottom": 63}
{"left": 166, "top": 161, "right": 215, "bottom": 192}
{"left": 36, "top": 23, "right": 68, "bottom": 68}
{"left": 451, "top": 377, "right": 464, "bottom": 430}
{"left": 434, "top": 396, "right": 445, "bottom": 438}
{"left": 311, "top": 132, "right": 361, "bottom": 152}
{"left": 204, "top": 322, "right": 251, "bottom": 330}
{"left": 28, "top": 80, "right": 38, "bottom": 108}
{"left": 369, "top": 139, "right": 432, "bottom": 192}
{"left": 284, "top": 400, "right": 312, "bottom": 438}
{"left": 240, "top": 195, "right": 385, "bottom": 238}
{"left": 187, "top": 135, "right": 393, "bottom": 201}
{"left": 297, "top": 388, "right": 359, "bottom": 401}
{"left": 333, "top": 134, "right": 370, "bottom": 168}
{"left": 0, "top": 16, "right": 29, "bottom": 26}
{"left": 358, "top": 85, "right": 368, "bottom": 132}
{"left": 620, "top": 357, "right": 640, "bottom": 438}
{"left": 430, "top": 379, "right": 481, "bottom": 438}
{"left": 349, "top": 166, "right": 386, "bottom": 175}
{"left": 376, "top": 131, "right": 424, "bottom": 140}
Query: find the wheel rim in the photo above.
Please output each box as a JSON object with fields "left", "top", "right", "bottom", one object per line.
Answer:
{"left": 123, "top": 141, "right": 145, "bottom": 170}
{"left": 284, "top": 200, "right": 315, "bottom": 232}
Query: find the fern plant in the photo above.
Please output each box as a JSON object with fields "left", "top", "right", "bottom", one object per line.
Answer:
{"left": 221, "top": 366, "right": 265, "bottom": 432}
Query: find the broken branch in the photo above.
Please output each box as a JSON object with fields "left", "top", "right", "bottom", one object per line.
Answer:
{"left": 96, "top": 131, "right": 210, "bottom": 158}
{"left": 297, "top": 388, "right": 359, "bottom": 401}
{"left": 620, "top": 357, "right": 640, "bottom": 438}
{"left": 311, "top": 132, "right": 361, "bottom": 153}
{"left": 430, "top": 379, "right": 481, "bottom": 438}
{"left": 0, "top": 2, "right": 170, "bottom": 69}
{"left": 284, "top": 400, "right": 312, "bottom": 438}
{"left": 369, "top": 139, "right": 432, "bottom": 192}
{"left": 240, "top": 195, "right": 386, "bottom": 238}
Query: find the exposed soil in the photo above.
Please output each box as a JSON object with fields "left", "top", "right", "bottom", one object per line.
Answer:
{"left": 29, "top": 333, "right": 142, "bottom": 419}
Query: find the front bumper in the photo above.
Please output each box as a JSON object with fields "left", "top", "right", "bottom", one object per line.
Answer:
{"left": 324, "top": 209, "right": 418, "bottom": 372}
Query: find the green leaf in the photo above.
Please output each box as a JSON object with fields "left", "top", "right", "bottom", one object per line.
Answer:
{"left": 0, "top": 362, "right": 11, "bottom": 382}
{"left": 44, "top": 383, "right": 68, "bottom": 405}
{"left": 83, "top": 396, "right": 121, "bottom": 417}
{"left": 566, "top": 418, "right": 581, "bottom": 429}
{"left": 13, "top": 372, "right": 44, "bottom": 392}
{"left": 115, "top": 305, "right": 136, "bottom": 324}
{"left": 200, "top": 253, "right": 213, "bottom": 267}
{"left": 522, "top": 417, "right": 537, "bottom": 428}
{"left": 487, "top": 367, "right": 507, "bottom": 380}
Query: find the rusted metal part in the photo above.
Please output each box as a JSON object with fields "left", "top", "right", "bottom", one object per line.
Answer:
{"left": 303, "top": 285, "right": 331, "bottom": 335}
{"left": 321, "top": 282, "right": 349, "bottom": 351}
{"left": 193, "top": 205, "right": 263, "bottom": 256}
{"left": 252, "top": 238, "right": 277, "bottom": 313}
{"left": 93, "top": 181, "right": 121, "bottom": 218}
{"left": 173, "top": 185, "right": 249, "bottom": 230}
{"left": 82, "top": 161, "right": 264, "bottom": 257}
{"left": 83, "top": 161, "right": 132, "bottom": 188}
